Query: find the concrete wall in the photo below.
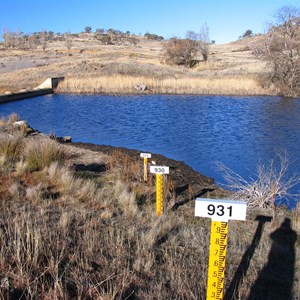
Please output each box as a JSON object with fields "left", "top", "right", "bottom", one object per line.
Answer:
{"left": 0, "top": 77, "right": 64, "bottom": 104}
{"left": 0, "top": 88, "right": 53, "bottom": 104}
{"left": 37, "top": 77, "right": 64, "bottom": 90}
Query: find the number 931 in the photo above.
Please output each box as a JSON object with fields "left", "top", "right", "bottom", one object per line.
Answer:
{"left": 207, "top": 204, "right": 232, "bottom": 217}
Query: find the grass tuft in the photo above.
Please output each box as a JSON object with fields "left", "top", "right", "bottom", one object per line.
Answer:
{"left": 0, "top": 136, "right": 23, "bottom": 171}
{"left": 24, "top": 139, "right": 64, "bottom": 171}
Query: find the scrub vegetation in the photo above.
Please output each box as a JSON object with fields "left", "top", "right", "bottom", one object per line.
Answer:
{"left": 0, "top": 115, "right": 299, "bottom": 299}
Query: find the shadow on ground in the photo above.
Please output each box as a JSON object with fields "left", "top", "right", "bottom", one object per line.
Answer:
{"left": 225, "top": 217, "right": 297, "bottom": 300}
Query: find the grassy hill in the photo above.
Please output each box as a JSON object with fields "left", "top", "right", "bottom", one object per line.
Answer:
{"left": 0, "top": 33, "right": 275, "bottom": 96}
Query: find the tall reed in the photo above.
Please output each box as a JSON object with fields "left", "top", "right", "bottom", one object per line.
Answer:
{"left": 56, "top": 75, "right": 270, "bottom": 96}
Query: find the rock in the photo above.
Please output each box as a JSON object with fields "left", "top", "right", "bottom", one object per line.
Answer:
{"left": 58, "top": 136, "right": 72, "bottom": 143}
{"left": 49, "top": 133, "right": 72, "bottom": 143}
{"left": 14, "top": 120, "right": 28, "bottom": 127}
{"left": 134, "top": 84, "right": 147, "bottom": 91}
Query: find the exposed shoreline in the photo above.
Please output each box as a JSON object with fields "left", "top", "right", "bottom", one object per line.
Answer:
{"left": 0, "top": 118, "right": 227, "bottom": 207}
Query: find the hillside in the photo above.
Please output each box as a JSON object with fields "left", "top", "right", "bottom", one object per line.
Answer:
{"left": 0, "top": 33, "right": 274, "bottom": 95}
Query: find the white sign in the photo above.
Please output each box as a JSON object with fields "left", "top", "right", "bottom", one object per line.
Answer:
{"left": 140, "top": 153, "right": 152, "bottom": 158}
{"left": 195, "top": 198, "right": 247, "bottom": 222}
{"left": 150, "top": 166, "right": 169, "bottom": 175}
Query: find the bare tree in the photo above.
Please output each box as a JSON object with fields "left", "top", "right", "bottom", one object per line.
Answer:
{"left": 254, "top": 5, "right": 300, "bottom": 97}
{"left": 40, "top": 30, "right": 47, "bottom": 51}
{"left": 2, "top": 28, "right": 12, "bottom": 49}
{"left": 197, "top": 23, "right": 210, "bottom": 61}
{"left": 64, "top": 31, "right": 72, "bottom": 52}
{"left": 185, "top": 24, "right": 210, "bottom": 61}
{"left": 28, "top": 34, "right": 37, "bottom": 49}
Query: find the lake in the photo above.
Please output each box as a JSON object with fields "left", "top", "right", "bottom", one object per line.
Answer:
{"left": 1, "top": 94, "right": 300, "bottom": 207}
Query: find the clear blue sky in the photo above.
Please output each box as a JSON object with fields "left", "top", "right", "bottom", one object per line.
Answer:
{"left": 1, "top": 0, "right": 299, "bottom": 44}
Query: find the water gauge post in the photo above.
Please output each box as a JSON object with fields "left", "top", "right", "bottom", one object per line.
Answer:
{"left": 195, "top": 198, "right": 247, "bottom": 300}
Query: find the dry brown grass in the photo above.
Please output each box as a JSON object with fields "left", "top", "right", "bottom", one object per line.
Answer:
{"left": 0, "top": 120, "right": 299, "bottom": 299}
{"left": 0, "top": 35, "right": 276, "bottom": 96}
{"left": 57, "top": 75, "right": 270, "bottom": 96}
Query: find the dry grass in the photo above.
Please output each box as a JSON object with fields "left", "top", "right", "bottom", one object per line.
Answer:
{"left": 0, "top": 120, "right": 299, "bottom": 299}
{"left": 0, "top": 136, "right": 23, "bottom": 163}
{"left": 24, "top": 138, "right": 65, "bottom": 171}
{"left": 57, "top": 75, "right": 270, "bottom": 96}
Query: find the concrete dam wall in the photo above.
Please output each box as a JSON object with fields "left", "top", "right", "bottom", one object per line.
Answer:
{"left": 0, "top": 77, "right": 64, "bottom": 104}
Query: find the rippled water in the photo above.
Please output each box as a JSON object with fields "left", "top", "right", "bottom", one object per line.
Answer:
{"left": 1, "top": 94, "right": 300, "bottom": 207}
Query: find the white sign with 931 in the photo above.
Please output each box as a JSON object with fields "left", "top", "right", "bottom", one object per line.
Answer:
{"left": 195, "top": 198, "right": 247, "bottom": 222}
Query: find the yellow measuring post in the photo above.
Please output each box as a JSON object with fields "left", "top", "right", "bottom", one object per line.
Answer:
{"left": 195, "top": 198, "right": 247, "bottom": 300}
{"left": 156, "top": 174, "right": 163, "bottom": 216}
{"left": 207, "top": 221, "right": 228, "bottom": 300}
{"left": 140, "top": 153, "right": 151, "bottom": 182}
{"left": 150, "top": 165, "right": 170, "bottom": 217}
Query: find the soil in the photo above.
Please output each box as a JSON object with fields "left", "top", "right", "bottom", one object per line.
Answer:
{"left": 70, "top": 142, "right": 228, "bottom": 208}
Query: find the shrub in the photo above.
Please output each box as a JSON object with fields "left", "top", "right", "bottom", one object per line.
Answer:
{"left": 163, "top": 38, "right": 199, "bottom": 67}
{"left": 144, "top": 33, "right": 164, "bottom": 41}
{"left": 96, "top": 34, "right": 113, "bottom": 45}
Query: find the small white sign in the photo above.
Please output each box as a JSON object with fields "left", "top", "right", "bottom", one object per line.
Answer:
{"left": 195, "top": 198, "right": 247, "bottom": 222}
{"left": 140, "top": 153, "right": 152, "bottom": 158}
{"left": 150, "top": 166, "right": 170, "bottom": 175}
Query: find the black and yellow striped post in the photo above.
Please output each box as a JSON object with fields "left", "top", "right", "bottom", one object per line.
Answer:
{"left": 156, "top": 173, "right": 164, "bottom": 216}
{"left": 206, "top": 221, "right": 228, "bottom": 300}
{"left": 150, "top": 165, "right": 170, "bottom": 217}
{"left": 195, "top": 198, "right": 247, "bottom": 300}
